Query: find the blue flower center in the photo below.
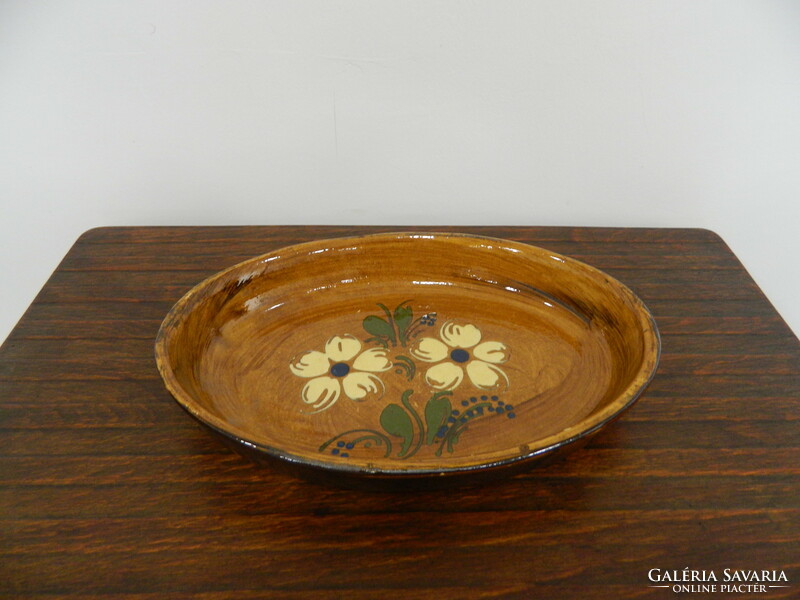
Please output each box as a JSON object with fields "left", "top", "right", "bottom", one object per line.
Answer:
{"left": 330, "top": 362, "right": 350, "bottom": 377}
{"left": 450, "top": 349, "right": 470, "bottom": 363}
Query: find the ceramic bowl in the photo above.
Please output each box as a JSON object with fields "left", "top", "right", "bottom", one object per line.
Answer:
{"left": 155, "top": 232, "right": 660, "bottom": 488}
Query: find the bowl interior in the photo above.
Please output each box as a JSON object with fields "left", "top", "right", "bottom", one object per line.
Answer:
{"left": 156, "top": 233, "right": 659, "bottom": 473}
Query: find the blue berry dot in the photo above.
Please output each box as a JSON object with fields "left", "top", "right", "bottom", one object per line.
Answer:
{"left": 336, "top": 441, "right": 345, "bottom": 448}
{"left": 346, "top": 443, "right": 354, "bottom": 450}
{"left": 450, "top": 349, "right": 470, "bottom": 363}
{"left": 470, "top": 397, "right": 478, "bottom": 403}
{"left": 330, "top": 362, "right": 350, "bottom": 377}
{"left": 488, "top": 406, "right": 495, "bottom": 412}
{"left": 505, "top": 405, "right": 514, "bottom": 411}
{"left": 496, "top": 406, "right": 505, "bottom": 414}
{"left": 448, "top": 417, "right": 456, "bottom": 423}
{"left": 507, "top": 412, "right": 516, "bottom": 419}
{"left": 481, "top": 395, "right": 488, "bottom": 401}
{"left": 491, "top": 395, "right": 499, "bottom": 401}
{"left": 452, "top": 410, "right": 460, "bottom": 416}
{"left": 461, "top": 400, "right": 469, "bottom": 407}
{"left": 331, "top": 448, "right": 340, "bottom": 455}
{"left": 340, "top": 452, "right": 349, "bottom": 458}
{"left": 498, "top": 400, "right": 505, "bottom": 406}
{"left": 460, "top": 417, "right": 467, "bottom": 423}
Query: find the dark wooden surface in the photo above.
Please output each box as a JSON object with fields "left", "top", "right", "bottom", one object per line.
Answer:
{"left": 1, "top": 226, "right": 798, "bottom": 599}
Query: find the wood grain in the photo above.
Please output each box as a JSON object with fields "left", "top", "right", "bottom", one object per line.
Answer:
{"left": 1, "top": 226, "right": 798, "bottom": 599}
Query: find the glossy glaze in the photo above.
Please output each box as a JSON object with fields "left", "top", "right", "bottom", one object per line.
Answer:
{"left": 155, "top": 232, "right": 660, "bottom": 482}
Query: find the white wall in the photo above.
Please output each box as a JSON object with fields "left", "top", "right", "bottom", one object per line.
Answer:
{"left": 2, "top": 0, "right": 799, "bottom": 342}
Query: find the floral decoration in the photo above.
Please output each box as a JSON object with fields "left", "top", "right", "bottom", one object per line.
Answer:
{"left": 409, "top": 321, "right": 509, "bottom": 392}
{"left": 287, "top": 301, "right": 514, "bottom": 459}
{"left": 289, "top": 335, "right": 392, "bottom": 413}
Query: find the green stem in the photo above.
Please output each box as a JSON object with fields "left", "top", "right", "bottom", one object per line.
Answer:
{"left": 349, "top": 434, "right": 392, "bottom": 456}
{"left": 364, "top": 336, "right": 389, "bottom": 349}
{"left": 403, "top": 317, "right": 426, "bottom": 342}
{"left": 393, "top": 355, "right": 416, "bottom": 380}
{"left": 395, "top": 300, "right": 414, "bottom": 345}
{"left": 376, "top": 303, "right": 398, "bottom": 346}
{"left": 319, "top": 429, "right": 393, "bottom": 458}
{"left": 400, "top": 389, "right": 425, "bottom": 459}
{"left": 435, "top": 402, "right": 493, "bottom": 456}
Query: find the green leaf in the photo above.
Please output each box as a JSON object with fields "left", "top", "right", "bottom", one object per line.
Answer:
{"left": 393, "top": 303, "right": 413, "bottom": 340}
{"left": 380, "top": 403, "right": 414, "bottom": 457}
{"left": 424, "top": 395, "right": 452, "bottom": 445}
{"left": 363, "top": 315, "right": 396, "bottom": 343}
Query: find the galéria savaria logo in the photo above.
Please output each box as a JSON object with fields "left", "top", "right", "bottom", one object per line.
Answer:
{"left": 648, "top": 568, "right": 791, "bottom": 594}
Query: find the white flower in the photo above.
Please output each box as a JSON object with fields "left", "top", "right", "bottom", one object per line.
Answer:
{"left": 409, "top": 321, "right": 509, "bottom": 391}
{"left": 289, "top": 335, "right": 392, "bottom": 413}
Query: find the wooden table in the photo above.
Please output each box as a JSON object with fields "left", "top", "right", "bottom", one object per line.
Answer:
{"left": 2, "top": 226, "right": 798, "bottom": 598}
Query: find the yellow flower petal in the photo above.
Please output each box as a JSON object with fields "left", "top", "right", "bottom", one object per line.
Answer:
{"left": 342, "top": 372, "right": 384, "bottom": 401}
{"left": 439, "top": 321, "right": 482, "bottom": 349}
{"left": 472, "top": 341, "right": 510, "bottom": 364}
{"left": 301, "top": 376, "right": 341, "bottom": 412}
{"left": 466, "top": 360, "right": 509, "bottom": 391}
{"left": 409, "top": 337, "right": 449, "bottom": 363}
{"left": 425, "top": 362, "right": 464, "bottom": 391}
{"left": 324, "top": 335, "right": 361, "bottom": 362}
{"left": 352, "top": 347, "right": 393, "bottom": 372}
{"left": 289, "top": 350, "right": 330, "bottom": 378}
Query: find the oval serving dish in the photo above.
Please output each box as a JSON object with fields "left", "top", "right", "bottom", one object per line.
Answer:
{"left": 155, "top": 232, "right": 660, "bottom": 488}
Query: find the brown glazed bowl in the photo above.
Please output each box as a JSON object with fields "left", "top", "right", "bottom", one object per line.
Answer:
{"left": 155, "top": 232, "right": 660, "bottom": 489}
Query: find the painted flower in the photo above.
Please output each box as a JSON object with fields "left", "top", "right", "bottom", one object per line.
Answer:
{"left": 289, "top": 335, "right": 392, "bottom": 413}
{"left": 410, "top": 321, "right": 509, "bottom": 391}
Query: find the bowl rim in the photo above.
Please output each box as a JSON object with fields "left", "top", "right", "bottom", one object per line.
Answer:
{"left": 154, "top": 231, "right": 661, "bottom": 477}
